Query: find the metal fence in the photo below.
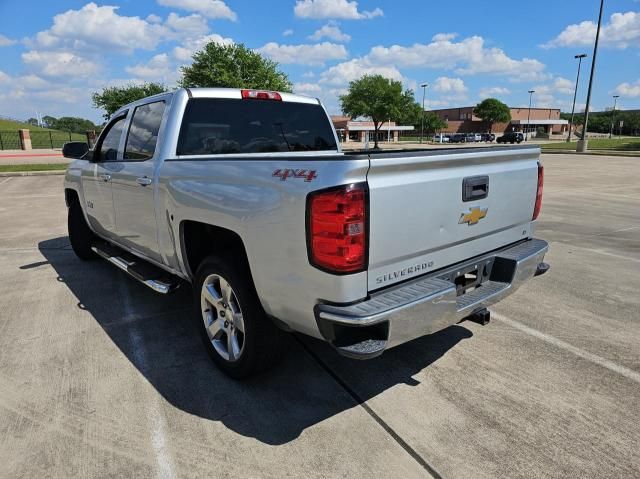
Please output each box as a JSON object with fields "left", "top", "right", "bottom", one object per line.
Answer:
{"left": 0, "top": 131, "right": 21, "bottom": 150}
{"left": 0, "top": 130, "right": 87, "bottom": 150}
{"left": 30, "top": 131, "right": 86, "bottom": 149}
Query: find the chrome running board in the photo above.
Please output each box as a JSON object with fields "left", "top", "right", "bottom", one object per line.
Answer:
{"left": 91, "top": 242, "right": 180, "bottom": 294}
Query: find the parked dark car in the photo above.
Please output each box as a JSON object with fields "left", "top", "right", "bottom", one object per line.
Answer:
{"left": 497, "top": 132, "right": 524, "bottom": 144}
{"left": 465, "top": 133, "right": 477, "bottom": 142}
{"left": 449, "top": 133, "right": 466, "bottom": 143}
{"left": 481, "top": 133, "right": 496, "bottom": 142}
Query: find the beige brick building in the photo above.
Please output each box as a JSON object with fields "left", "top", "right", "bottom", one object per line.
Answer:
{"left": 331, "top": 116, "right": 415, "bottom": 142}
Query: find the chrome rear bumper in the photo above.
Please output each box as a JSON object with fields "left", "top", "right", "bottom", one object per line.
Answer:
{"left": 315, "top": 238, "right": 549, "bottom": 359}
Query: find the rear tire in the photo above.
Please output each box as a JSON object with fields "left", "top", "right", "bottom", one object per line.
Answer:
{"left": 68, "top": 202, "right": 96, "bottom": 260}
{"left": 193, "top": 255, "right": 287, "bottom": 379}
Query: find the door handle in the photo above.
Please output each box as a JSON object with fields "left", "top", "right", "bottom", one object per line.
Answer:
{"left": 99, "top": 174, "right": 111, "bottom": 182}
{"left": 136, "top": 176, "right": 152, "bottom": 186}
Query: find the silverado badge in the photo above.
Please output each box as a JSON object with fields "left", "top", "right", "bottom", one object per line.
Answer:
{"left": 459, "top": 207, "right": 488, "bottom": 225}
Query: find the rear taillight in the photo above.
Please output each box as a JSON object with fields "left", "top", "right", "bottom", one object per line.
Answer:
{"left": 307, "top": 183, "right": 368, "bottom": 274}
{"left": 241, "top": 89, "right": 282, "bottom": 101}
{"left": 533, "top": 162, "right": 544, "bottom": 220}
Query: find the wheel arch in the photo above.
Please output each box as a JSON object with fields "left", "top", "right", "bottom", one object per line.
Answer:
{"left": 64, "top": 188, "right": 80, "bottom": 207}
{"left": 179, "top": 220, "right": 250, "bottom": 281}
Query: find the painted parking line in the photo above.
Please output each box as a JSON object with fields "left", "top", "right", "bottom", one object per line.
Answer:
{"left": 118, "top": 280, "right": 177, "bottom": 479}
{"left": 0, "top": 178, "right": 12, "bottom": 186}
{"left": 493, "top": 312, "right": 640, "bottom": 385}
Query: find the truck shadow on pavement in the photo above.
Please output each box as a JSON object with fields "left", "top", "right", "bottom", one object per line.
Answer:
{"left": 39, "top": 237, "right": 473, "bottom": 445}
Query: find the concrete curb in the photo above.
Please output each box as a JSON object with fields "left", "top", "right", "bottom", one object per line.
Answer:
{"left": 541, "top": 149, "right": 639, "bottom": 157}
{"left": 0, "top": 170, "right": 66, "bottom": 177}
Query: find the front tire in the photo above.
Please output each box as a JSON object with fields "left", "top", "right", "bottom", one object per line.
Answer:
{"left": 194, "top": 255, "right": 286, "bottom": 379}
{"left": 68, "top": 202, "right": 96, "bottom": 260}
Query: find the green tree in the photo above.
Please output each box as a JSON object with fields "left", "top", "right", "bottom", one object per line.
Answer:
{"left": 473, "top": 98, "right": 511, "bottom": 133}
{"left": 179, "top": 42, "right": 292, "bottom": 92}
{"left": 422, "top": 112, "right": 447, "bottom": 136}
{"left": 340, "top": 74, "right": 411, "bottom": 148}
{"left": 396, "top": 93, "right": 423, "bottom": 127}
{"left": 51, "top": 116, "right": 98, "bottom": 134}
{"left": 42, "top": 115, "right": 57, "bottom": 129}
{"left": 92, "top": 82, "right": 167, "bottom": 119}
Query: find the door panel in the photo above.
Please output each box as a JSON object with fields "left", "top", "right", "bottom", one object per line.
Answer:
{"left": 111, "top": 161, "right": 160, "bottom": 261}
{"left": 81, "top": 115, "right": 127, "bottom": 238}
{"left": 81, "top": 163, "right": 116, "bottom": 236}
{"left": 111, "top": 100, "right": 165, "bottom": 262}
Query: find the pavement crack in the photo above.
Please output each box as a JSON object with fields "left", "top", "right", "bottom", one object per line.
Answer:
{"left": 295, "top": 335, "right": 444, "bottom": 479}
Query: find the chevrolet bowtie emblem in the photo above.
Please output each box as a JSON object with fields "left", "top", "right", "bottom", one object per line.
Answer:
{"left": 459, "top": 207, "right": 488, "bottom": 225}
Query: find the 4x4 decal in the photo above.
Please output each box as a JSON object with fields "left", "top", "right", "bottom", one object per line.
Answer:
{"left": 272, "top": 169, "right": 317, "bottom": 182}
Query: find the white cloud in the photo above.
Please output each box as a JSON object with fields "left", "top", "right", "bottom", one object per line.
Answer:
{"left": 22, "top": 50, "right": 100, "bottom": 78}
{"left": 479, "top": 86, "right": 511, "bottom": 98}
{"left": 525, "top": 76, "right": 576, "bottom": 108}
{"left": 0, "top": 70, "right": 11, "bottom": 83}
{"left": 294, "top": 82, "right": 322, "bottom": 94}
{"left": 283, "top": 29, "right": 294, "bottom": 37}
{"left": 319, "top": 58, "right": 403, "bottom": 86}
{"left": 552, "top": 77, "right": 575, "bottom": 95}
{"left": 431, "top": 33, "right": 457, "bottom": 42}
{"left": 146, "top": 14, "right": 162, "bottom": 23}
{"left": 294, "top": 0, "right": 383, "bottom": 20}
{"left": 257, "top": 42, "right": 348, "bottom": 66}
{"left": 424, "top": 99, "right": 451, "bottom": 109}
{"left": 302, "top": 71, "right": 316, "bottom": 78}
{"left": 309, "top": 22, "right": 351, "bottom": 42}
{"left": 28, "top": 3, "right": 167, "bottom": 53}
{"left": 432, "top": 76, "right": 467, "bottom": 94}
{"left": 367, "top": 35, "right": 547, "bottom": 81}
{"left": 172, "top": 33, "right": 234, "bottom": 61}
{"left": 165, "top": 13, "right": 209, "bottom": 39}
{"left": 0, "top": 34, "right": 16, "bottom": 47}
{"left": 614, "top": 79, "right": 640, "bottom": 97}
{"left": 125, "top": 53, "right": 174, "bottom": 80}
{"left": 543, "top": 11, "right": 640, "bottom": 49}
{"left": 157, "top": 0, "right": 237, "bottom": 20}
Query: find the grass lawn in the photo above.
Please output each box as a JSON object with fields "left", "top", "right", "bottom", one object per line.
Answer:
{"left": 540, "top": 138, "right": 640, "bottom": 151}
{"left": 0, "top": 119, "right": 52, "bottom": 131}
{"left": 0, "top": 119, "right": 86, "bottom": 149}
{"left": 0, "top": 163, "right": 68, "bottom": 173}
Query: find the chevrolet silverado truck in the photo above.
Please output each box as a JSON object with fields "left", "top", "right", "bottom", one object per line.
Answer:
{"left": 63, "top": 88, "right": 549, "bottom": 378}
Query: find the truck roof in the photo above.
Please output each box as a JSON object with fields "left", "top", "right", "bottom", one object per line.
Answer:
{"left": 112, "top": 87, "right": 321, "bottom": 118}
{"left": 186, "top": 88, "right": 320, "bottom": 105}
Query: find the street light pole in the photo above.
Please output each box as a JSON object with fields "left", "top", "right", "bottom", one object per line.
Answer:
{"left": 420, "top": 82, "right": 428, "bottom": 144}
{"left": 578, "top": 0, "right": 604, "bottom": 153}
{"left": 526, "top": 90, "right": 535, "bottom": 141}
{"left": 568, "top": 53, "right": 587, "bottom": 142}
{"left": 609, "top": 95, "right": 619, "bottom": 139}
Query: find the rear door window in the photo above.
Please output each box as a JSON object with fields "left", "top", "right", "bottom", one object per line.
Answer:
{"left": 177, "top": 98, "right": 337, "bottom": 155}
{"left": 124, "top": 101, "right": 165, "bottom": 160}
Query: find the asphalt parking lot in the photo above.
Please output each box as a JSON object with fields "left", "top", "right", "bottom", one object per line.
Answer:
{"left": 0, "top": 153, "right": 638, "bottom": 478}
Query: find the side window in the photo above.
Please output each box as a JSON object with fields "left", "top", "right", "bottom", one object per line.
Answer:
{"left": 97, "top": 116, "right": 126, "bottom": 162}
{"left": 124, "top": 101, "right": 165, "bottom": 160}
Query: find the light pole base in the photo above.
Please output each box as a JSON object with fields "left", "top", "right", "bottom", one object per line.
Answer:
{"left": 576, "top": 139, "right": 588, "bottom": 152}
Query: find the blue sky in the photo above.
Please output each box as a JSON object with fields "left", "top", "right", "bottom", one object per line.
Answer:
{"left": 1, "top": 0, "right": 639, "bottom": 123}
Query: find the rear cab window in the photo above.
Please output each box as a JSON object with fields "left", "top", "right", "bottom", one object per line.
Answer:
{"left": 176, "top": 98, "right": 337, "bottom": 156}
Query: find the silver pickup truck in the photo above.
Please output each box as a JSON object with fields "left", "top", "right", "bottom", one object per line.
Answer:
{"left": 63, "top": 88, "right": 549, "bottom": 378}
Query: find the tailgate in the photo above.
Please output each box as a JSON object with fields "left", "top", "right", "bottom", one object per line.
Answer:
{"left": 366, "top": 147, "right": 540, "bottom": 291}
